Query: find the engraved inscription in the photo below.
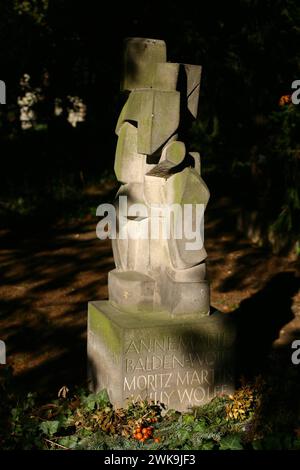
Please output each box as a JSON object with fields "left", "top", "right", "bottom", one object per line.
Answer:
{"left": 123, "top": 334, "right": 233, "bottom": 407}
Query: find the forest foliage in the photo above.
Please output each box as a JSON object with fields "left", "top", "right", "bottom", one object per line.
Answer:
{"left": 1, "top": 365, "right": 300, "bottom": 450}
{"left": 0, "top": 0, "right": 299, "bottom": 250}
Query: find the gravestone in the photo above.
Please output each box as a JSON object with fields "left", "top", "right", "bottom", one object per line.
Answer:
{"left": 88, "top": 38, "right": 236, "bottom": 411}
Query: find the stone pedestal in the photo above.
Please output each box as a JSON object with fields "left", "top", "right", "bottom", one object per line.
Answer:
{"left": 87, "top": 301, "right": 236, "bottom": 411}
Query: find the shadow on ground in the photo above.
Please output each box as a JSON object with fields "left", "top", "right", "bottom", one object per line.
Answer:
{"left": 232, "top": 271, "right": 300, "bottom": 380}
{"left": 0, "top": 217, "right": 115, "bottom": 396}
{"left": 0, "top": 196, "right": 299, "bottom": 400}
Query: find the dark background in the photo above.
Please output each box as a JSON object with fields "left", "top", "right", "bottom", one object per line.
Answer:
{"left": 0, "top": 0, "right": 299, "bottom": 250}
{"left": 0, "top": 2, "right": 300, "bottom": 450}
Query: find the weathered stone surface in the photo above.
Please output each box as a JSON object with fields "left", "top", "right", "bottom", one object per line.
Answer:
{"left": 88, "top": 39, "right": 236, "bottom": 411}
{"left": 161, "top": 140, "right": 186, "bottom": 166}
{"left": 114, "top": 122, "right": 147, "bottom": 183}
{"left": 166, "top": 262, "right": 206, "bottom": 282}
{"left": 88, "top": 301, "right": 236, "bottom": 411}
{"left": 110, "top": 160, "right": 211, "bottom": 315}
{"left": 111, "top": 40, "right": 208, "bottom": 314}
{"left": 108, "top": 270, "right": 155, "bottom": 312}
{"left": 184, "top": 64, "right": 202, "bottom": 118}
{"left": 152, "top": 63, "right": 180, "bottom": 91}
{"left": 121, "top": 38, "right": 167, "bottom": 91}
{"left": 108, "top": 257, "right": 210, "bottom": 315}
{"left": 189, "top": 152, "right": 201, "bottom": 174}
{"left": 120, "top": 39, "right": 202, "bottom": 121}
{"left": 161, "top": 273, "right": 210, "bottom": 315}
{"left": 164, "top": 168, "right": 210, "bottom": 269}
{"left": 153, "top": 62, "right": 202, "bottom": 118}
{"left": 116, "top": 89, "right": 180, "bottom": 155}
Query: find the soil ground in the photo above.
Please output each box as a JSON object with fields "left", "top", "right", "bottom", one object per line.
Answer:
{"left": 0, "top": 183, "right": 299, "bottom": 396}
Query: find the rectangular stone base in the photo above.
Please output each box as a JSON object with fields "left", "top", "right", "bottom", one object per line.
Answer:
{"left": 87, "top": 301, "right": 236, "bottom": 411}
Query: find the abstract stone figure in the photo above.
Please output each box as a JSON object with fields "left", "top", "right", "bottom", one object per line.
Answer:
{"left": 87, "top": 39, "right": 236, "bottom": 411}
{"left": 109, "top": 37, "right": 210, "bottom": 316}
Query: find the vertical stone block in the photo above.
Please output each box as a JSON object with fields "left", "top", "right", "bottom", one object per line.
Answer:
{"left": 121, "top": 38, "right": 167, "bottom": 91}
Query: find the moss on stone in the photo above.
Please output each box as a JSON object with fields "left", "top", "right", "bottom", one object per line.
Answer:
{"left": 89, "top": 303, "right": 122, "bottom": 356}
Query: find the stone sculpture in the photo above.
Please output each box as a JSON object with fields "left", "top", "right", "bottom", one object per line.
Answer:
{"left": 88, "top": 38, "right": 235, "bottom": 411}
{"left": 109, "top": 37, "right": 210, "bottom": 316}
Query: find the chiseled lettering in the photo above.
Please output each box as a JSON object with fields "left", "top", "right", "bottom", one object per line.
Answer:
{"left": 123, "top": 372, "right": 173, "bottom": 392}
{"left": 178, "top": 388, "right": 194, "bottom": 403}
{"left": 190, "top": 370, "right": 201, "bottom": 385}
{"left": 177, "top": 371, "right": 189, "bottom": 386}
{"left": 124, "top": 376, "right": 135, "bottom": 392}
{"left": 125, "top": 340, "right": 139, "bottom": 354}
{"left": 193, "top": 386, "right": 206, "bottom": 403}
{"left": 164, "top": 372, "right": 172, "bottom": 388}
{"left": 163, "top": 390, "right": 175, "bottom": 403}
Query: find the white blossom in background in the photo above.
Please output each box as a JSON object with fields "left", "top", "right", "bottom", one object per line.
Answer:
{"left": 18, "top": 73, "right": 43, "bottom": 130}
{"left": 20, "top": 73, "right": 30, "bottom": 89}
{"left": 54, "top": 97, "right": 63, "bottom": 116}
{"left": 17, "top": 74, "right": 87, "bottom": 129}
{"left": 67, "top": 95, "right": 87, "bottom": 127}
{"left": 18, "top": 92, "right": 38, "bottom": 129}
